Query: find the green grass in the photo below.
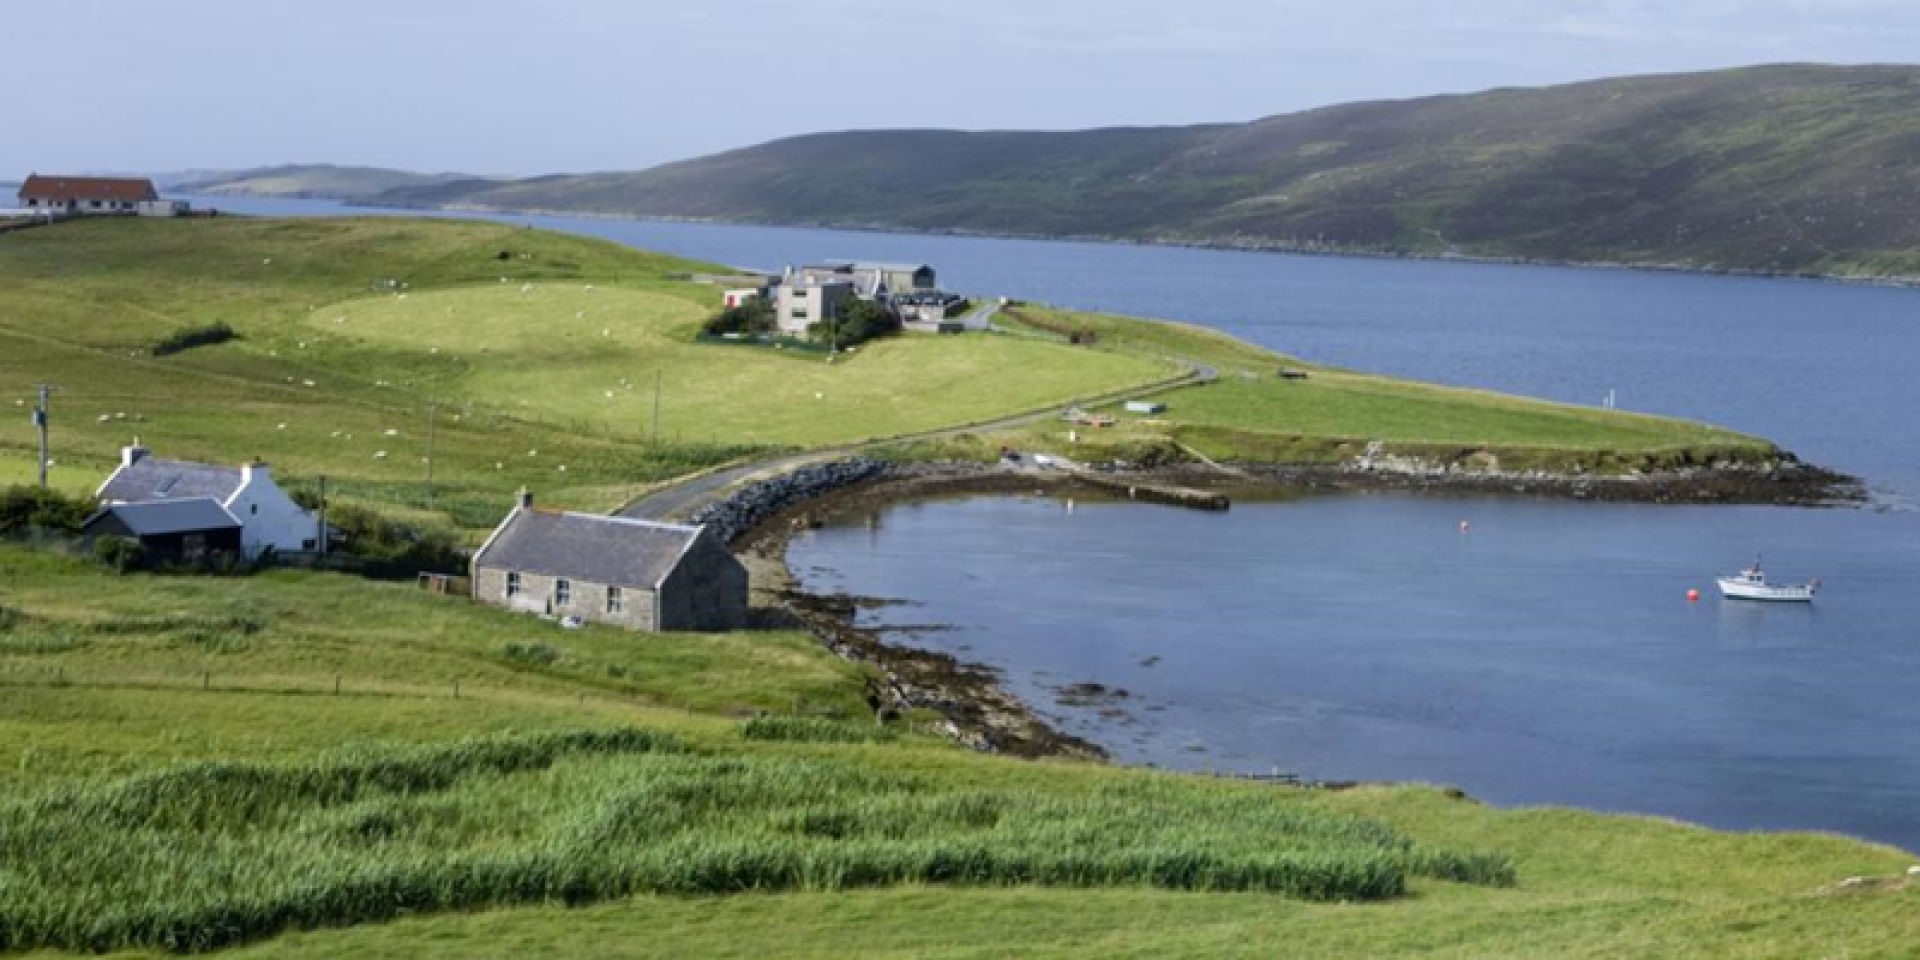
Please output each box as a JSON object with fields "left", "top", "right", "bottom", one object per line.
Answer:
{"left": 0, "top": 218, "right": 1166, "bottom": 529}
{"left": 1000, "top": 306, "right": 1776, "bottom": 473}
{"left": 2, "top": 730, "right": 1511, "bottom": 953}
{"left": 307, "top": 284, "right": 1168, "bottom": 447}
{"left": 1, "top": 543, "right": 1912, "bottom": 956}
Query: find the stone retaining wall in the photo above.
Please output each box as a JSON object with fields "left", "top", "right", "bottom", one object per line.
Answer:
{"left": 690, "top": 457, "right": 888, "bottom": 545}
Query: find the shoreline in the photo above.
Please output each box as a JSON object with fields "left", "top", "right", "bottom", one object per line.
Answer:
{"left": 736, "top": 456, "right": 1863, "bottom": 763}
{"left": 341, "top": 198, "right": 1920, "bottom": 291}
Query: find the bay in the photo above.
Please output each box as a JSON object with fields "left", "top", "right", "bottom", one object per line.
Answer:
{"left": 201, "top": 196, "right": 1920, "bottom": 849}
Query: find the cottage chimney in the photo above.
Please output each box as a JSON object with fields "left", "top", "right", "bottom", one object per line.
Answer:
{"left": 122, "top": 438, "right": 150, "bottom": 468}
{"left": 242, "top": 459, "right": 269, "bottom": 485}
{"left": 516, "top": 487, "right": 534, "bottom": 510}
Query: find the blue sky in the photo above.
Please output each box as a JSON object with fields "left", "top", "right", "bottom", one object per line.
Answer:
{"left": 2, "top": 0, "right": 1916, "bottom": 177}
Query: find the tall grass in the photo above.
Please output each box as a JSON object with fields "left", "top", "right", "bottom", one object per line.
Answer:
{"left": 0, "top": 728, "right": 1512, "bottom": 953}
{"left": 741, "top": 716, "right": 896, "bottom": 744}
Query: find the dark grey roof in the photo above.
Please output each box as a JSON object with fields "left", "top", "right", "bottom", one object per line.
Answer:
{"left": 476, "top": 510, "right": 703, "bottom": 589}
{"left": 99, "top": 458, "right": 242, "bottom": 503}
{"left": 86, "top": 498, "right": 240, "bottom": 536}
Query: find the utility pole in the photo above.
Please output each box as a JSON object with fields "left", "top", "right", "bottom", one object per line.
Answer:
{"left": 32, "top": 384, "right": 50, "bottom": 491}
{"left": 316, "top": 475, "right": 329, "bottom": 558}
{"left": 423, "top": 401, "right": 437, "bottom": 510}
{"left": 652, "top": 371, "right": 662, "bottom": 442}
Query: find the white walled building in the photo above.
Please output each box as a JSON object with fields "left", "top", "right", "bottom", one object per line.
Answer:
{"left": 95, "top": 442, "right": 321, "bottom": 559}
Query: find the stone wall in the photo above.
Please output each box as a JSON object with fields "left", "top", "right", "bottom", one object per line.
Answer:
{"left": 689, "top": 457, "right": 888, "bottom": 545}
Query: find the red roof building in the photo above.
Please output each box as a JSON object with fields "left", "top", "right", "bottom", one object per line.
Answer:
{"left": 18, "top": 174, "right": 159, "bottom": 214}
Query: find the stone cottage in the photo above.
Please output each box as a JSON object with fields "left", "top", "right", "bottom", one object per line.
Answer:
{"left": 470, "top": 491, "right": 748, "bottom": 632}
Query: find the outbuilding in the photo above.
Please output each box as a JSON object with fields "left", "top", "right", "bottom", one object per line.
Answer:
{"left": 81, "top": 498, "right": 243, "bottom": 565}
{"left": 470, "top": 491, "right": 749, "bottom": 633}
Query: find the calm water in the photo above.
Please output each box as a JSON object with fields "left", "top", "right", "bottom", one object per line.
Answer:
{"left": 209, "top": 197, "right": 1920, "bottom": 849}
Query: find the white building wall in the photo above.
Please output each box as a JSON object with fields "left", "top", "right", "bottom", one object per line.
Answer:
{"left": 224, "top": 465, "right": 320, "bottom": 558}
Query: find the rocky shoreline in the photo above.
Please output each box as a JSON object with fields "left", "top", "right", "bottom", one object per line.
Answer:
{"left": 720, "top": 455, "right": 1863, "bottom": 762}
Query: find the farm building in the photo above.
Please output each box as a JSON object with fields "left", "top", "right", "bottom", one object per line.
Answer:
{"left": 17, "top": 175, "right": 159, "bottom": 215}
{"left": 81, "top": 498, "right": 243, "bottom": 565}
{"left": 95, "top": 442, "right": 321, "bottom": 559}
{"left": 470, "top": 491, "right": 748, "bottom": 633}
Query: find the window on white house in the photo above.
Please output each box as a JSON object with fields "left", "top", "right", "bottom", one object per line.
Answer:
{"left": 607, "top": 587, "right": 623, "bottom": 614}
{"left": 555, "top": 578, "right": 572, "bottom": 606}
{"left": 506, "top": 571, "right": 521, "bottom": 596}
{"left": 250, "top": 504, "right": 258, "bottom": 515}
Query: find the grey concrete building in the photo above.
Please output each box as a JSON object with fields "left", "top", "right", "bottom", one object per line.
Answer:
{"left": 774, "top": 277, "right": 854, "bottom": 336}
{"left": 470, "top": 492, "right": 748, "bottom": 632}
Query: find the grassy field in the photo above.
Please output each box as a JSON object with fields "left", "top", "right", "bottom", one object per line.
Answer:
{"left": 0, "top": 543, "right": 1912, "bottom": 957}
{"left": 996, "top": 306, "right": 1775, "bottom": 472}
{"left": 0, "top": 218, "right": 1166, "bottom": 530}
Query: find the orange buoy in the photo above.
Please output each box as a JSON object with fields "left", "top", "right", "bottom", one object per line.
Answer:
{"left": 1687, "top": 588, "right": 1701, "bottom": 603}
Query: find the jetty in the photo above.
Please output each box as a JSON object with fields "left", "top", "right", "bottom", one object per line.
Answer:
{"left": 1060, "top": 464, "right": 1230, "bottom": 511}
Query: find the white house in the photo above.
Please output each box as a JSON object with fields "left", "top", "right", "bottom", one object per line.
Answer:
{"left": 95, "top": 441, "right": 321, "bottom": 559}
{"left": 17, "top": 175, "right": 159, "bottom": 215}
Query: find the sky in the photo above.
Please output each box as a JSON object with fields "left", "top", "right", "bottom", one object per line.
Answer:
{"left": 2, "top": 0, "right": 1917, "bottom": 179}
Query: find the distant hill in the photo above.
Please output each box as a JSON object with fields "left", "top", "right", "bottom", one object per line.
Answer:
{"left": 176, "top": 164, "right": 488, "bottom": 201}
{"left": 374, "top": 64, "right": 1920, "bottom": 279}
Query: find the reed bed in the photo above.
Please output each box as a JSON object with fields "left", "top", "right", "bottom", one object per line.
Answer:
{"left": 0, "top": 728, "right": 1512, "bottom": 952}
{"left": 741, "top": 716, "right": 897, "bottom": 744}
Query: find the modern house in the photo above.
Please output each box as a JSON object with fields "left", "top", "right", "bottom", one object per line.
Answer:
{"left": 95, "top": 442, "right": 321, "bottom": 559}
{"left": 17, "top": 175, "right": 160, "bottom": 215}
{"left": 801, "top": 261, "right": 936, "bottom": 296}
{"left": 470, "top": 491, "right": 749, "bottom": 633}
{"left": 774, "top": 276, "right": 854, "bottom": 336}
{"left": 81, "top": 498, "right": 243, "bottom": 565}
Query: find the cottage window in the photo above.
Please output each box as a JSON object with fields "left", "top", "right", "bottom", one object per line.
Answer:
{"left": 607, "top": 586, "right": 623, "bottom": 615}
{"left": 555, "top": 578, "right": 572, "bottom": 606}
{"left": 506, "top": 571, "right": 521, "bottom": 597}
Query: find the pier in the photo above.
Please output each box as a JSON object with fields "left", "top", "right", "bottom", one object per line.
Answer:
{"left": 1062, "top": 466, "right": 1231, "bottom": 511}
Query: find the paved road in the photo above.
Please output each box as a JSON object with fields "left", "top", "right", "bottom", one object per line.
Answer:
{"left": 617, "top": 323, "right": 1216, "bottom": 522}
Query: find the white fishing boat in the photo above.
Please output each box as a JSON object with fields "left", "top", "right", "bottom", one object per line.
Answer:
{"left": 1717, "top": 558, "right": 1819, "bottom": 602}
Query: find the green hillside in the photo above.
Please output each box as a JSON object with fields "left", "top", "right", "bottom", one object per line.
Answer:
{"left": 379, "top": 64, "right": 1920, "bottom": 279}
{"left": 0, "top": 217, "right": 1168, "bottom": 528}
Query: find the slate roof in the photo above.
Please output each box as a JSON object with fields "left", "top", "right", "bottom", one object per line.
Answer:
{"left": 99, "top": 458, "right": 243, "bottom": 503}
{"left": 475, "top": 510, "right": 703, "bottom": 590}
{"left": 810, "top": 260, "right": 932, "bottom": 274}
{"left": 19, "top": 175, "right": 158, "bottom": 203}
{"left": 86, "top": 498, "right": 240, "bottom": 536}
